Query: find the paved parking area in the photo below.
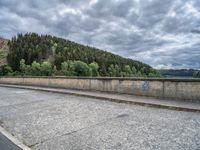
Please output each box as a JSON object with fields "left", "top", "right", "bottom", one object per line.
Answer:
{"left": 0, "top": 87, "right": 200, "bottom": 150}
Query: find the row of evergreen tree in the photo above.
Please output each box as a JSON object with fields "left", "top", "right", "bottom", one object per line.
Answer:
{"left": 6, "top": 33, "right": 159, "bottom": 77}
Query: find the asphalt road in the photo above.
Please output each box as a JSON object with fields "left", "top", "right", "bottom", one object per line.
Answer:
{"left": 0, "top": 132, "right": 22, "bottom": 150}
{"left": 0, "top": 87, "right": 200, "bottom": 150}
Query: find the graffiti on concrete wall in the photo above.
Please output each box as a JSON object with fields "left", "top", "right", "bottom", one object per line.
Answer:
{"left": 141, "top": 81, "right": 150, "bottom": 92}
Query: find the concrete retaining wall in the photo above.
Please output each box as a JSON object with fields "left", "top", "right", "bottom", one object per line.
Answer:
{"left": 0, "top": 77, "right": 200, "bottom": 101}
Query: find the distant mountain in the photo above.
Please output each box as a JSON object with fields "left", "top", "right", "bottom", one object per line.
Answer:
{"left": 0, "top": 37, "right": 9, "bottom": 66}
{"left": 5, "top": 33, "right": 159, "bottom": 76}
{"left": 158, "top": 69, "right": 199, "bottom": 77}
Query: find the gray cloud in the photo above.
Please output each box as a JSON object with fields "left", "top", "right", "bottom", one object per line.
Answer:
{"left": 0, "top": 0, "right": 200, "bottom": 69}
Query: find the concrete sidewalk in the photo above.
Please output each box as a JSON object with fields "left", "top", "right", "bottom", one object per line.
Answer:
{"left": 0, "top": 84, "right": 199, "bottom": 112}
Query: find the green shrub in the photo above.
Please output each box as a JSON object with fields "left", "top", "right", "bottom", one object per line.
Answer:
{"left": 89, "top": 62, "right": 99, "bottom": 76}
{"left": 0, "top": 65, "right": 13, "bottom": 76}
{"left": 61, "top": 61, "right": 76, "bottom": 76}
{"left": 25, "top": 65, "right": 32, "bottom": 76}
{"left": 40, "top": 61, "right": 52, "bottom": 76}
{"left": 74, "top": 61, "right": 90, "bottom": 76}
{"left": 31, "top": 61, "right": 41, "bottom": 76}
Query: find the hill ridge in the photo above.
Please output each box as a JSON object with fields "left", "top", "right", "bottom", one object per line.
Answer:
{"left": 2, "top": 33, "right": 159, "bottom": 77}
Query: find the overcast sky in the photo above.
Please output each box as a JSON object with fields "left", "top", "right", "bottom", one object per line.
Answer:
{"left": 0, "top": 0, "right": 200, "bottom": 69}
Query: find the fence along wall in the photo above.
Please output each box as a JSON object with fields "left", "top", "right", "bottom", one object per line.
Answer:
{"left": 0, "top": 77, "right": 199, "bottom": 101}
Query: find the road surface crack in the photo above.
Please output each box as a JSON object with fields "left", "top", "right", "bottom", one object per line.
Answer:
{"left": 29, "top": 114, "right": 129, "bottom": 148}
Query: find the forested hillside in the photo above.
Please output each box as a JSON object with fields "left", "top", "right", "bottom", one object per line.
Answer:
{"left": 0, "top": 37, "right": 9, "bottom": 65}
{"left": 193, "top": 70, "right": 200, "bottom": 78}
{"left": 159, "top": 69, "right": 199, "bottom": 77}
{"left": 1, "top": 33, "right": 159, "bottom": 77}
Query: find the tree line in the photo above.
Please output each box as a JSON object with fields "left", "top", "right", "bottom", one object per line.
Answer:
{"left": 0, "top": 59, "right": 159, "bottom": 77}
{"left": 3, "top": 33, "right": 160, "bottom": 77}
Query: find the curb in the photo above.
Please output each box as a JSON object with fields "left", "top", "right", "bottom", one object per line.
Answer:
{"left": 0, "top": 126, "right": 32, "bottom": 150}
{"left": 0, "top": 84, "right": 200, "bottom": 113}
